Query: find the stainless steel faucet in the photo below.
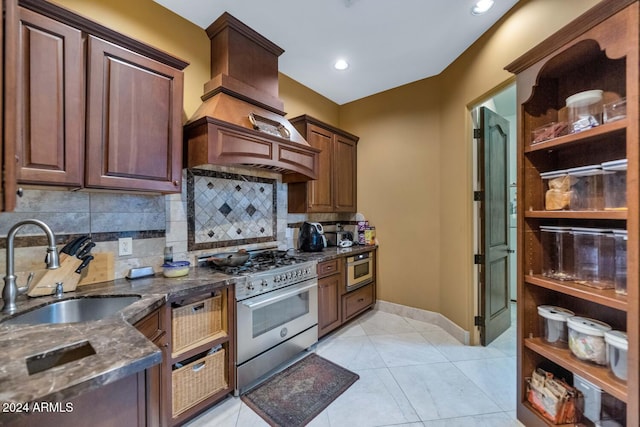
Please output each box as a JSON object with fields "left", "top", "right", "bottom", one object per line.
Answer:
{"left": 2, "top": 219, "right": 60, "bottom": 314}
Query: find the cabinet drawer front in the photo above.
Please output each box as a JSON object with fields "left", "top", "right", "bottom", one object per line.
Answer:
{"left": 318, "top": 259, "right": 341, "bottom": 277}
{"left": 343, "top": 284, "right": 374, "bottom": 320}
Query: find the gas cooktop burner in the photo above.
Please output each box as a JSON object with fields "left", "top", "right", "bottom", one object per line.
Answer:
{"left": 199, "top": 249, "right": 317, "bottom": 301}
{"left": 201, "top": 250, "right": 306, "bottom": 275}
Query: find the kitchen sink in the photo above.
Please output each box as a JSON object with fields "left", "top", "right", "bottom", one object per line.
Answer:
{"left": 2, "top": 295, "right": 141, "bottom": 325}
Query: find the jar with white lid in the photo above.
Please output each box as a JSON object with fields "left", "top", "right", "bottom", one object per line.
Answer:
{"left": 602, "top": 159, "right": 627, "bottom": 211}
{"left": 540, "top": 226, "right": 574, "bottom": 280}
{"left": 566, "top": 89, "right": 603, "bottom": 133}
{"left": 605, "top": 330, "right": 628, "bottom": 381}
{"left": 567, "top": 165, "right": 603, "bottom": 210}
{"left": 611, "top": 230, "right": 627, "bottom": 295}
{"left": 572, "top": 227, "right": 615, "bottom": 289}
{"left": 567, "top": 316, "right": 612, "bottom": 365}
{"left": 537, "top": 305, "right": 574, "bottom": 347}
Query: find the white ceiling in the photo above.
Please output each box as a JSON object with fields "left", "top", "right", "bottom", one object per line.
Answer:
{"left": 153, "top": 0, "right": 519, "bottom": 105}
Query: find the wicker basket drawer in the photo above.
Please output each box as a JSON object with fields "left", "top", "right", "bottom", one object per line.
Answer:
{"left": 172, "top": 349, "right": 227, "bottom": 417}
{"left": 172, "top": 295, "right": 222, "bottom": 355}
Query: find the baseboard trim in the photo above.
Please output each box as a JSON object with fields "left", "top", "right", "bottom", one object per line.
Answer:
{"left": 375, "top": 300, "right": 470, "bottom": 345}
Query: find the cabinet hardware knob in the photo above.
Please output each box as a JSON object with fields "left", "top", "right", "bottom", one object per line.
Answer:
{"left": 173, "top": 180, "right": 179, "bottom": 186}
{"left": 16, "top": 188, "right": 23, "bottom": 197}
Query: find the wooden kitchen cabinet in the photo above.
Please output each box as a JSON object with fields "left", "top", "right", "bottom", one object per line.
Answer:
{"left": 168, "top": 285, "right": 235, "bottom": 426}
{"left": 13, "top": 6, "right": 84, "bottom": 187}
{"left": 342, "top": 282, "right": 374, "bottom": 322}
{"left": 5, "top": 0, "right": 188, "bottom": 194}
{"left": 86, "top": 36, "right": 184, "bottom": 193}
{"left": 317, "top": 259, "right": 343, "bottom": 338}
{"left": 288, "top": 115, "right": 358, "bottom": 213}
{"left": 135, "top": 304, "right": 170, "bottom": 427}
{"left": 505, "top": 1, "right": 639, "bottom": 425}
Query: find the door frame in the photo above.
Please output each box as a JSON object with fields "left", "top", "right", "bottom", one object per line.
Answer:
{"left": 468, "top": 77, "right": 516, "bottom": 345}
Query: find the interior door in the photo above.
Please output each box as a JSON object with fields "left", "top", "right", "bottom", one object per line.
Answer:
{"left": 477, "top": 107, "right": 511, "bottom": 345}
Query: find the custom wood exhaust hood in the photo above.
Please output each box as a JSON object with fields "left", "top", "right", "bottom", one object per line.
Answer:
{"left": 184, "top": 13, "right": 319, "bottom": 182}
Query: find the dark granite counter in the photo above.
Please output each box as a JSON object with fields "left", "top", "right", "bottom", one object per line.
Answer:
{"left": 0, "top": 268, "right": 242, "bottom": 405}
{"left": 0, "top": 246, "right": 375, "bottom": 406}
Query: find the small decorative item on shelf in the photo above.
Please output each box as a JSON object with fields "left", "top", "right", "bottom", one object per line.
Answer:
{"left": 567, "top": 316, "right": 612, "bottom": 365}
{"left": 526, "top": 367, "right": 582, "bottom": 424}
{"left": 531, "top": 121, "right": 568, "bottom": 144}
{"left": 566, "top": 89, "right": 603, "bottom": 133}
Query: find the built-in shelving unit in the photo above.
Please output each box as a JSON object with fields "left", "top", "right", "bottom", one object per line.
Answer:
{"left": 506, "top": 1, "right": 639, "bottom": 426}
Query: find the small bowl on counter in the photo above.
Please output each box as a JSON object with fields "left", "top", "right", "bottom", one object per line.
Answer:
{"left": 162, "top": 261, "right": 191, "bottom": 278}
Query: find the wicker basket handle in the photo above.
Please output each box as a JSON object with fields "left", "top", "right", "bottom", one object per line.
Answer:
{"left": 191, "top": 303, "right": 205, "bottom": 312}
{"left": 192, "top": 362, "right": 206, "bottom": 372}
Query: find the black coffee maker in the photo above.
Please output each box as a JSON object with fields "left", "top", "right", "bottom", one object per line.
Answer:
{"left": 298, "top": 222, "right": 326, "bottom": 252}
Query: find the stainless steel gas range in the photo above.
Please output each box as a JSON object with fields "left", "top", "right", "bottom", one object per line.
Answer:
{"left": 200, "top": 249, "right": 318, "bottom": 395}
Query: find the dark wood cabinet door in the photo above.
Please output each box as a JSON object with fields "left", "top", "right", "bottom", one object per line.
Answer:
{"left": 306, "top": 123, "right": 334, "bottom": 212}
{"left": 318, "top": 273, "right": 342, "bottom": 337}
{"left": 86, "top": 36, "right": 183, "bottom": 193}
{"left": 15, "top": 7, "right": 84, "bottom": 187}
{"left": 333, "top": 134, "right": 357, "bottom": 212}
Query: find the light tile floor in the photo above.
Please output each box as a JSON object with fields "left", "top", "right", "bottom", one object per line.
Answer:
{"left": 184, "top": 306, "right": 520, "bottom": 427}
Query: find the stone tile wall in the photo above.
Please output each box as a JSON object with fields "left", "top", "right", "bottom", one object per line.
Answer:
{"left": 0, "top": 165, "right": 356, "bottom": 286}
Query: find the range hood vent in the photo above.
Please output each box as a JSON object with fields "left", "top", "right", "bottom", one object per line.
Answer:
{"left": 184, "top": 13, "right": 319, "bottom": 182}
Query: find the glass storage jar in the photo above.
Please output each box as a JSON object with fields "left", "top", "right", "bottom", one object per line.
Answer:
{"left": 568, "top": 165, "right": 603, "bottom": 211}
{"left": 603, "top": 97, "right": 627, "bottom": 123}
{"left": 566, "top": 89, "right": 603, "bottom": 133}
{"left": 572, "top": 227, "right": 614, "bottom": 289}
{"left": 612, "top": 229, "right": 627, "bottom": 295}
{"left": 537, "top": 305, "right": 574, "bottom": 347}
{"left": 604, "top": 330, "right": 628, "bottom": 382}
{"left": 540, "top": 226, "right": 574, "bottom": 281}
{"left": 567, "top": 316, "right": 612, "bottom": 365}
{"left": 540, "top": 169, "right": 570, "bottom": 211}
{"left": 601, "top": 159, "right": 627, "bottom": 211}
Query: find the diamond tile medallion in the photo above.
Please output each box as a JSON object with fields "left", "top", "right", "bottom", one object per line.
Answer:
{"left": 187, "top": 169, "right": 277, "bottom": 250}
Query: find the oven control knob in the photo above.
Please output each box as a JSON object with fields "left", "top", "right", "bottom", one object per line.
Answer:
{"left": 261, "top": 279, "right": 268, "bottom": 287}
{"left": 274, "top": 275, "right": 280, "bottom": 282}
{"left": 247, "top": 283, "right": 254, "bottom": 291}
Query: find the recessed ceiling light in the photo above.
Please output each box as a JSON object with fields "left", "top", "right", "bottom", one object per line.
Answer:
{"left": 334, "top": 59, "right": 349, "bottom": 70}
{"left": 471, "top": 0, "right": 494, "bottom": 15}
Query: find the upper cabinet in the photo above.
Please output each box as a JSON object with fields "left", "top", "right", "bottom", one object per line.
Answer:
{"left": 4, "top": 0, "right": 188, "bottom": 201}
{"left": 86, "top": 36, "right": 183, "bottom": 192}
{"left": 506, "top": 1, "right": 638, "bottom": 426}
{"left": 14, "top": 7, "right": 84, "bottom": 187}
{"left": 288, "top": 115, "right": 358, "bottom": 213}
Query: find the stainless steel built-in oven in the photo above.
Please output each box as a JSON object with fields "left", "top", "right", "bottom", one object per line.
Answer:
{"left": 346, "top": 251, "right": 374, "bottom": 291}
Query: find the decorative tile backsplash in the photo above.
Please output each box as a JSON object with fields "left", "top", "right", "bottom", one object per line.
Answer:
{"left": 187, "top": 169, "right": 277, "bottom": 250}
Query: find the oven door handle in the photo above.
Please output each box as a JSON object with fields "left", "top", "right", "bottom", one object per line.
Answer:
{"left": 347, "top": 258, "right": 370, "bottom": 267}
{"left": 241, "top": 281, "right": 317, "bottom": 310}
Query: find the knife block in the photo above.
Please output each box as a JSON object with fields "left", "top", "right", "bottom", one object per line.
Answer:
{"left": 26, "top": 254, "right": 83, "bottom": 297}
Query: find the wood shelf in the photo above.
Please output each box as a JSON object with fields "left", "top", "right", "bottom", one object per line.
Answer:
{"left": 510, "top": 3, "right": 639, "bottom": 425}
{"left": 524, "top": 210, "right": 627, "bottom": 220}
{"left": 525, "top": 120, "right": 627, "bottom": 153}
{"left": 525, "top": 275, "right": 628, "bottom": 311}
{"left": 524, "top": 338, "right": 628, "bottom": 402}
{"left": 171, "top": 331, "right": 228, "bottom": 362}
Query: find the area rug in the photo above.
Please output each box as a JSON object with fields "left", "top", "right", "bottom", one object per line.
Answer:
{"left": 241, "top": 353, "right": 359, "bottom": 427}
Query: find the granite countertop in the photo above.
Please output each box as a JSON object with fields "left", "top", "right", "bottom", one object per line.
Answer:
{"left": 0, "top": 245, "right": 376, "bottom": 406}
{"left": 0, "top": 268, "right": 242, "bottom": 405}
